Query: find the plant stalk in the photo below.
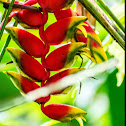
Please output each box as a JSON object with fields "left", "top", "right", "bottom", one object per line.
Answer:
{"left": 0, "top": 0, "right": 15, "bottom": 41}
{"left": 79, "top": 0, "right": 125, "bottom": 50}
{"left": 0, "top": 21, "right": 18, "bottom": 62}
{"left": 97, "top": 0, "right": 125, "bottom": 33}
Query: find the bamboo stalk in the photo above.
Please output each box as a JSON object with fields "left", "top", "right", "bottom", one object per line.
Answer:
{"left": 97, "top": 0, "right": 125, "bottom": 33}
{"left": 78, "top": 0, "right": 125, "bottom": 50}
{"left": 0, "top": 21, "right": 18, "bottom": 62}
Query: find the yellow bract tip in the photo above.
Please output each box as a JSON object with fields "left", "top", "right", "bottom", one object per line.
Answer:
{"left": 76, "top": 117, "right": 84, "bottom": 126}
{"left": 76, "top": 25, "right": 87, "bottom": 38}
{"left": 5, "top": 26, "right": 18, "bottom": 33}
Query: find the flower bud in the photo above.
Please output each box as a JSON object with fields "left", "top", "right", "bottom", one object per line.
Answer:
{"left": 41, "top": 42, "right": 86, "bottom": 71}
{"left": 5, "top": 27, "right": 49, "bottom": 57}
{"left": 6, "top": 47, "right": 50, "bottom": 81}
{"left": 39, "top": 16, "right": 87, "bottom": 45}
{"left": 5, "top": 71, "right": 50, "bottom": 104}
{"left": 41, "top": 104, "right": 86, "bottom": 123}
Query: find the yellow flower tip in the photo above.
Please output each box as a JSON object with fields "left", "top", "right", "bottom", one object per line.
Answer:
{"left": 6, "top": 47, "right": 15, "bottom": 53}
{"left": 75, "top": 117, "right": 84, "bottom": 126}
{"left": 80, "top": 23, "right": 88, "bottom": 27}
{"left": 69, "top": 16, "right": 88, "bottom": 28}
{"left": 81, "top": 116, "right": 87, "bottom": 122}
{"left": 6, "top": 47, "right": 19, "bottom": 54}
{"left": 5, "top": 26, "right": 14, "bottom": 31}
{"left": 5, "top": 26, "right": 18, "bottom": 34}
{"left": 76, "top": 25, "right": 87, "bottom": 38}
{"left": 5, "top": 71, "right": 21, "bottom": 81}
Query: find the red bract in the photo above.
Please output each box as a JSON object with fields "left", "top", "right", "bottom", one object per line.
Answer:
{"left": 5, "top": 27, "right": 49, "bottom": 57}
{"left": 5, "top": 71, "right": 50, "bottom": 104}
{"left": 15, "top": 8, "right": 48, "bottom": 29}
{"left": 41, "top": 104, "right": 87, "bottom": 122}
{"left": 39, "top": 16, "right": 87, "bottom": 45}
{"left": 6, "top": 47, "right": 50, "bottom": 82}
{"left": 41, "top": 42, "right": 86, "bottom": 71}
{"left": 37, "top": 0, "right": 75, "bottom": 12}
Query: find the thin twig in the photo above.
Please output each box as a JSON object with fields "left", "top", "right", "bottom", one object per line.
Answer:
{"left": 3, "top": 2, "right": 42, "bottom": 12}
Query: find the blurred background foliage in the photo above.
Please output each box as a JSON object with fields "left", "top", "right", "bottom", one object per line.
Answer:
{"left": 0, "top": 0, "right": 125, "bottom": 126}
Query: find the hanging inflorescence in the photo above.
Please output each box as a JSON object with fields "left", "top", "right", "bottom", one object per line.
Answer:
{"left": 0, "top": 0, "right": 107, "bottom": 125}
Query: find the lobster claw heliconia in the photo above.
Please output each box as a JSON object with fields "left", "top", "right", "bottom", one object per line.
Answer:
{"left": 75, "top": 21, "right": 107, "bottom": 63}
{"left": 14, "top": 8, "right": 48, "bottom": 29}
{"left": 41, "top": 103, "right": 87, "bottom": 126}
{"left": 41, "top": 42, "right": 86, "bottom": 71}
{"left": 5, "top": 27, "right": 49, "bottom": 58}
{"left": 39, "top": 16, "right": 87, "bottom": 45}
{"left": 5, "top": 71, "right": 50, "bottom": 104}
{"left": 6, "top": 47, "right": 50, "bottom": 82}
{"left": 54, "top": 8, "right": 107, "bottom": 63}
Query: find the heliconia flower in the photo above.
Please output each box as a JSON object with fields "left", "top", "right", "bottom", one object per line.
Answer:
{"left": 14, "top": 8, "right": 48, "bottom": 29}
{"left": 6, "top": 47, "right": 50, "bottom": 82}
{"left": 54, "top": 8, "right": 107, "bottom": 63}
{"left": 5, "top": 27, "right": 49, "bottom": 57}
{"left": 44, "top": 67, "right": 84, "bottom": 94}
{"left": 37, "top": 0, "right": 75, "bottom": 12}
{"left": 5, "top": 71, "right": 50, "bottom": 104}
{"left": 41, "top": 42, "right": 86, "bottom": 71}
{"left": 39, "top": 16, "right": 87, "bottom": 45}
{"left": 75, "top": 22, "right": 107, "bottom": 63}
{"left": 41, "top": 104, "right": 86, "bottom": 125}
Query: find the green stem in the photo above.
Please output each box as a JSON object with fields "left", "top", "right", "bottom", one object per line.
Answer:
{"left": 97, "top": 0, "right": 125, "bottom": 33}
{"left": 0, "top": 21, "right": 18, "bottom": 62}
{"left": 0, "top": 0, "right": 15, "bottom": 41}
{"left": 1, "top": 9, "right": 7, "bottom": 23}
{"left": 1, "top": 0, "right": 9, "bottom": 22}
{"left": 79, "top": 0, "right": 125, "bottom": 50}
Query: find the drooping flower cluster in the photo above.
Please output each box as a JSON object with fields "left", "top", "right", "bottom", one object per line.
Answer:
{"left": 1, "top": 0, "right": 107, "bottom": 125}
